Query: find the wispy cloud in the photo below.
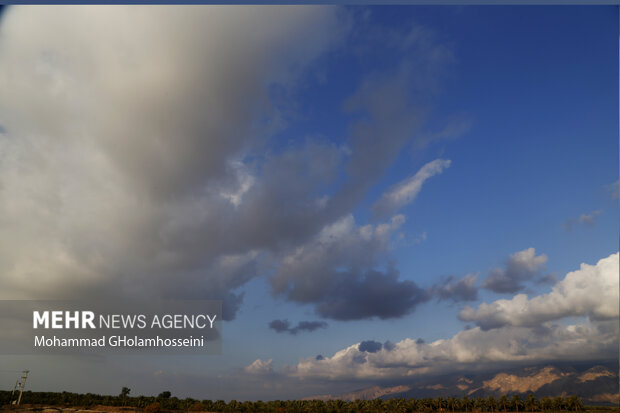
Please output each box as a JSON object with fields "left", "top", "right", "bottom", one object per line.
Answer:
{"left": 563, "top": 210, "right": 602, "bottom": 231}
{"left": 605, "top": 180, "right": 619, "bottom": 200}
{"left": 371, "top": 159, "right": 451, "bottom": 219}
{"left": 412, "top": 114, "right": 473, "bottom": 152}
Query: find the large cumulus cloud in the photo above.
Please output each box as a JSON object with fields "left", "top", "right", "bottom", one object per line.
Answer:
{"left": 0, "top": 6, "right": 343, "bottom": 317}
{"left": 460, "top": 252, "right": 618, "bottom": 330}
{"left": 285, "top": 319, "right": 618, "bottom": 381}
{"left": 0, "top": 7, "right": 456, "bottom": 321}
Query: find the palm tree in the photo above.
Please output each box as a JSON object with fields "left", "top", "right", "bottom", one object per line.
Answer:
{"left": 447, "top": 397, "right": 458, "bottom": 413}
{"left": 436, "top": 397, "right": 445, "bottom": 412}
{"left": 461, "top": 396, "right": 471, "bottom": 413}
{"left": 412, "top": 397, "right": 423, "bottom": 413}
{"left": 552, "top": 397, "right": 564, "bottom": 412}
{"left": 525, "top": 394, "right": 538, "bottom": 412}
{"left": 395, "top": 398, "right": 409, "bottom": 413}
{"left": 487, "top": 396, "right": 497, "bottom": 413}
{"left": 511, "top": 395, "right": 523, "bottom": 413}
{"left": 499, "top": 396, "right": 509, "bottom": 412}
{"left": 565, "top": 395, "right": 583, "bottom": 412}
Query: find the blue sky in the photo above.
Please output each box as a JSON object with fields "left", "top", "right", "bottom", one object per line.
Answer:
{"left": 0, "top": 5, "right": 617, "bottom": 401}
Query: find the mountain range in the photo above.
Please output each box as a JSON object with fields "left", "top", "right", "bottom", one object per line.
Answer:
{"left": 304, "top": 362, "right": 619, "bottom": 404}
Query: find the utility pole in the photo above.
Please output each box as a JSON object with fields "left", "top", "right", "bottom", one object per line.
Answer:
{"left": 9, "top": 370, "right": 29, "bottom": 406}
{"left": 10, "top": 378, "right": 18, "bottom": 404}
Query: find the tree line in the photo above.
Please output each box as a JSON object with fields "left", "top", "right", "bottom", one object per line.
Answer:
{"left": 0, "top": 388, "right": 588, "bottom": 413}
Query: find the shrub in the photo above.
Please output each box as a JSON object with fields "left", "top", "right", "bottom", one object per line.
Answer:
{"left": 144, "top": 402, "right": 161, "bottom": 413}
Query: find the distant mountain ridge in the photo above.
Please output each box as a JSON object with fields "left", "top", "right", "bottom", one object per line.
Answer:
{"left": 304, "top": 362, "right": 619, "bottom": 404}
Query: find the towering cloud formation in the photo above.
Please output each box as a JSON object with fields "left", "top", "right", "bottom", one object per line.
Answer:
{"left": 0, "top": 6, "right": 342, "bottom": 317}
{"left": 0, "top": 7, "right": 456, "bottom": 322}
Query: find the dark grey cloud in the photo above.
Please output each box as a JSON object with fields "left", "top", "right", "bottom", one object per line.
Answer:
{"left": 482, "top": 248, "right": 547, "bottom": 294}
{"left": 269, "top": 214, "right": 431, "bottom": 320}
{"left": 297, "top": 321, "right": 328, "bottom": 333}
{"left": 268, "top": 319, "right": 328, "bottom": 335}
{"left": 316, "top": 268, "right": 430, "bottom": 320}
{"left": 268, "top": 319, "right": 291, "bottom": 334}
{"left": 221, "top": 292, "right": 245, "bottom": 322}
{"left": 563, "top": 210, "right": 602, "bottom": 231}
{"left": 383, "top": 340, "right": 396, "bottom": 351}
{"left": 431, "top": 273, "right": 478, "bottom": 302}
{"left": 358, "top": 340, "right": 382, "bottom": 353}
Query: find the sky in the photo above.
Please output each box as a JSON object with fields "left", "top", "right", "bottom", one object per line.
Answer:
{"left": 0, "top": 5, "right": 618, "bottom": 401}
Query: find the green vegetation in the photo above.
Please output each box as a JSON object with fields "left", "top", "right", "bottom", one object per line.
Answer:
{"left": 0, "top": 389, "right": 604, "bottom": 413}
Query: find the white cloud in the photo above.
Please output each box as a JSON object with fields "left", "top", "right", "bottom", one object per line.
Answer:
{"left": 279, "top": 252, "right": 619, "bottom": 382}
{"left": 563, "top": 210, "right": 602, "bottom": 231}
{"left": 371, "top": 159, "right": 451, "bottom": 218}
{"left": 245, "top": 359, "right": 274, "bottom": 375}
{"left": 287, "top": 318, "right": 617, "bottom": 381}
{"left": 219, "top": 162, "right": 256, "bottom": 208}
{"left": 461, "top": 252, "right": 619, "bottom": 330}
